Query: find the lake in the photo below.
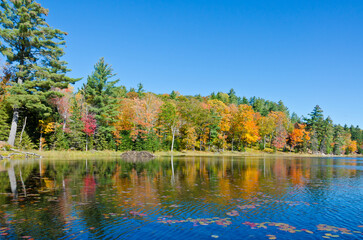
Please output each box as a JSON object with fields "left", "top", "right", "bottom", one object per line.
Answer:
{"left": 0, "top": 156, "right": 362, "bottom": 239}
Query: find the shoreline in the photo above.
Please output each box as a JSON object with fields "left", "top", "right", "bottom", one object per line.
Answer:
{"left": 1, "top": 149, "right": 361, "bottom": 160}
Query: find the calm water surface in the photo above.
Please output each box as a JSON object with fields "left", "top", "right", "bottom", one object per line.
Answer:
{"left": 0, "top": 156, "right": 362, "bottom": 239}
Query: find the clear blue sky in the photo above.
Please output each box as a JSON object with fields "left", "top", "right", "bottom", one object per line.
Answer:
{"left": 39, "top": 0, "right": 363, "bottom": 127}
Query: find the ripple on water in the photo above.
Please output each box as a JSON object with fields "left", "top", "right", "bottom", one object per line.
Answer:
{"left": 0, "top": 157, "right": 362, "bottom": 239}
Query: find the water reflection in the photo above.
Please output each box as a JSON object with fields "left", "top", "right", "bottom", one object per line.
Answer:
{"left": 0, "top": 157, "right": 362, "bottom": 239}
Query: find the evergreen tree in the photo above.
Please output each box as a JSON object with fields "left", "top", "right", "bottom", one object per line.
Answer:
{"left": 350, "top": 125, "right": 362, "bottom": 143}
{"left": 210, "top": 92, "right": 216, "bottom": 100}
{"left": 0, "top": 0, "right": 77, "bottom": 146}
{"left": 0, "top": 102, "right": 10, "bottom": 141}
{"left": 277, "top": 100, "right": 289, "bottom": 115}
{"left": 306, "top": 105, "right": 324, "bottom": 152}
{"left": 333, "top": 125, "right": 345, "bottom": 155}
{"left": 14, "top": 130, "right": 35, "bottom": 150}
{"left": 170, "top": 90, "right": 177, "bottom": 99}
{"left": 291, "top": 112, "right": 300, "bottom": 124}
{"left": 228, "top": 88, "right": 238, "bottom": 105}
{"left": 319, "top": 117, "right": 334, "bottom": 154}
{"left": 251, "top": 97, "right": 264, "bottom": 113}
{"left": 306, "top": 105, "right": 324, "bottom": 129}
{"left": 137, "top": 83, "right": 145, "bottom": 97}
{"left": 67, "top": 97, "right": 85, "bottom": 150}
{"left": 241, "top": 96, "right": 249, "bottom": 105}
{"left": 83, "top": 58, "right": 119, "bottom": 149}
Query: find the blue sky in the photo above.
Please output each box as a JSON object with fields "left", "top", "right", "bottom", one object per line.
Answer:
{"left": 39, "top": 0, "right": 363, "bottom": 127}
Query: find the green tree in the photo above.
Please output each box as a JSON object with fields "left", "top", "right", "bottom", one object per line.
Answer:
{"left": 0, "top": 102, "right": 10, "bottom": 141}
{"left": 240, "top": 96, "right": 249, "bottom": 105}
{"left": 306, "top": 105, "right": 324, "bottom": 129}
{"left": 82, "top": 58, "right": 119, "bottom": 149}
{"left": 291, "top": 112, "right": 300, "bottom": 124}
{"left": 306, "top": 105, "right": 324, "bottom": 152}
{"left": 216, "top": 92, "right": 229, "bottom": 104}
{"left": 0, "top": 0, "right": 77, "bottom": 146}
{"left": 137, "top": 83, "right": 145, "bottom": 97}
{"left": 228, "top": 88, "right": 238, "bottom": 105}
{"left": 333, "top": 125, "right": 345, "bottom": 155}
{"left": 67, "top": 97, "right": 85, "bottom": 150}
{"left": 319, "top": 117, "right": 334, "bottom": 154}
{"left": 159, "top": 101, "right": 180, "bottom": 152}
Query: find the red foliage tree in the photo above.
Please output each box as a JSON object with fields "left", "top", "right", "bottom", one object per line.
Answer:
{"left": 82, "top": 114, "right": 97, "bottom": 136}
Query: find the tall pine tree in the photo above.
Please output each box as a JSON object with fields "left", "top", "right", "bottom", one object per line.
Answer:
{"left": 82, "top": 58, "right": 119, "bottom": 149}
{"left": 306, "top": 105, "right": 324, "bottom": 152}
{"left": 0, "top": 0, "right": 77, "bottom": 146}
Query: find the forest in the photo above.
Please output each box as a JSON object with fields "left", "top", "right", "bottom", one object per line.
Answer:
{"left": 0, "top": 0, "right": 362, "bottom": 155}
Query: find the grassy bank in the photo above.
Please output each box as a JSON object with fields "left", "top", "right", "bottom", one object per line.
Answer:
{"left": 1, "top": 148, "right": 361, "bottom": 160}
{"left": 155, "top": 150, "right": 362, "bottom": 158}
{"left": 0, "top": 150, "right": 119, "bottom": 160}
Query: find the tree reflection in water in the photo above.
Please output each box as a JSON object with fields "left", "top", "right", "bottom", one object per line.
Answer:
{"left": 0, "top": 156, "right": 361, "bottom": 239}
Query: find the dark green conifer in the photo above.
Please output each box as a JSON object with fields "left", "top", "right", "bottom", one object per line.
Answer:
{"left": 0, "top": 103, "right": 10, "bottom": 141}
{"left": 67, "top": 97, "right": 85, "bottom": 150}
{"left": 228, "top": 88, "right": 238, "bottom": 105}
{"left": 0, "top": 0, "right": 77, "bottom": 146}
{"left": 82, "top": 58, "right": 119, "bottom": 149}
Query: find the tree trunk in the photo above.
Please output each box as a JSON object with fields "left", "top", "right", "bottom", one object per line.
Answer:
{"left": 8, "top": 78, "right": 23, "bottom": 146}
{"left": 19, "top": 116, "right": 27, "bottom": 146}
{"left": 232, "top": 139, "right": 234, "bottom": 151}
{"left": 86, "top": 135, "right": 88, "bottom": 151}
{"left": 8, "top": 108, "right": 19, "bottom": 146}
{"left": 222, "top": 133, "right": 225, "bottom": 152}
{"left": 263, "top": 135, "right": 266, "bottom": 149}
{"left": 171, "top": 128, "right": 175, "bottom": 152}
{"left": 19, "top": 168, "right": 27, "bottom": 197}
{"left": 39, "top": 132, "right": 43, "bottom": 151}
{"left": 8, "top": 165, "right": 17, "bottom": 198}
{"left": 62, "top": 117, "right": 67, "bottom": 132}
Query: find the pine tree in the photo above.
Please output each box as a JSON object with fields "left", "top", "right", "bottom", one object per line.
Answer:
{"left": 228, "top": 88, "right": 238, "bottom": 105}
{"left": 333, "top": 125, "right": 345, "bottom": 155}
{"left": 319, "top": 117, "right": 334, "bottom": 154}
{"left": 68, "top": 97, "right": 85, "bottom": 150}
{"left": 241, "top": 96, "right": 249, "bottom": 105}
{"left": 291, "top": 112, "right": 300, "bottom": 124}
{"left": 137, "top": 83, "right": 145, "bottom": 97}
{"left": 0, "top": 0, "right": 77, "bottom": 146}
{"left": 15, "top": 130, "right": 35, "bottom": 150}
{"left": 82, "top": 58, "right": 119, "bottom": 149}
{"left": 170, "top": 90, "right": 177, "bottom": 99}
{"left": 0, "top": 102, "right": 10, "bottom": 141}
{"left": 306, "top": 105, "right": 325, "bottom": 152}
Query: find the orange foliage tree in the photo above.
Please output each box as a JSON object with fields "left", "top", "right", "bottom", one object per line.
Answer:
{"left": 232, "top": 105, "right": 260, "bottom": 147}
{"left": 288, "top": 123, "right": 310, "bottom": 151}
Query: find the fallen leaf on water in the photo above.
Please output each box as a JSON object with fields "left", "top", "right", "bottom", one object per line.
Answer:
{"left": 211, "top": 235, "right": 219, "bottom": 238}
{"left": 226, "top": 210, "right": 239, "bottom": 217}
{"left": 266, "top": 234, "right": 277, "bottom": 239}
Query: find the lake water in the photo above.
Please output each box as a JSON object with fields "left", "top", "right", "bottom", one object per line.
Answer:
{"left": 0, "top": 156, "right": 362, "bottom": 239}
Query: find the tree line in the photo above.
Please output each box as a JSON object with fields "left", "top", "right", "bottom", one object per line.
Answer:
{"left": 0, "top": 0, "right": 362, "bottom": 154}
